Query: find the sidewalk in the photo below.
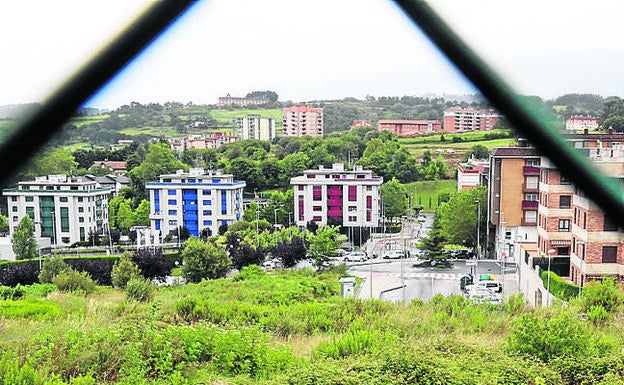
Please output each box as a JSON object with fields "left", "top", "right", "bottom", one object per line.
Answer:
{"left": 351, "top": 268, "right": 403, "bottom": 300}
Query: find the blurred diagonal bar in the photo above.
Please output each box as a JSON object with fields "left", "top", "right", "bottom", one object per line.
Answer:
{"left": 394, "top": 0, "right": 624, "bottom": 225}
{"left": 0, "top": 0, "right": 195, "bottom": 184}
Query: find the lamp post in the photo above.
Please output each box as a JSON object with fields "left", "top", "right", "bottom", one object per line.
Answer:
{"left": 547, "top": 249, "right": 556, "bottom": 306}
{"left": 273, "top": 206, "right": 282, "bottom": 245}
{"left": 474, "top": 200, "right": 481, "bottom": 259}
{"left": 256, "top": 206, "right": 260, "bottom": 248}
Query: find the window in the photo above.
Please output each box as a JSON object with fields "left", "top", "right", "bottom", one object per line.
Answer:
{"left": 559, "top": 195, "right": 571, "bottom": 209}
{"left": 558, "top": 219, "right": 570, "bottom": 232}
{"left": 602, "top": 246, "right": 618, "bottom": 263}
{"left": 78, "top": 197, "right": 83, "bottom": 202}
{"left": 312, "top": 186, "right": 322, "bottom": 201}
{"left": 60, "top": 197, "right": 68, "bottom": 202}
{"left": 525, "top": 210, "right": 537, "bottom": 223}
{"left": 348, "top": 206, "right": 357, "bottom": 212}
{"left": 79, "top": 217, "right": 84, "bottom": 223}
{"left": 168, "top": 210, "right": 177, "bottom": 215}
{"left": 348, "top": 185, "right": 357, "bottom": 201}
{"left": 168, "top": 189, "right": 176, "bottom": 195}
{"left": 312, "top": 216, "right": 322, "bottom": 221}
{"left": 203, "top": 210, "right": 212, "bottom": 215}
{"left": 11, "top": 206, "right": 17, "bottom": 212}
{"left": 525, "top": 193, "right": 538, "bottom": 201}
{"left": 11, "top": 197, "right": 17, "bottom": 202}
{"left": 560, "top": 175, "right": 571, "bottom": 185}
{"left": 25, "top": 196, "right": 33, "bottom": 202}
{"left": 313, "top": 206, "right": 322, "bottom": 211}
{"left": 366, "top": 186, "right": 372, "bottom": 191}
{"left": 203, "top": 220, "right": 212, "bottom": 226}
{"left": 78, "top": 207, "right": 84, "bottom": 213}
{"left": 168, "top": 220, "right": 177, "bottom": 226}
{"left": 203, "top": 200, "right": 212, "bottom": 205}
{"left": 525, "top": 176, "right": 538, "bottom": 189}
{"left": 348, "top": 216, "right": 357, "bottom": 221}
{"left": 202, "top": 189, "right": 212, "bottom": 195}
{"left": 526, "top": 158, "right": 540, "bottom": 166}
{"left": 168, "top": 199, "right": 177, "bottom": 205}
{"left": 604, "top": 216, "right": 619, "bottom": 231}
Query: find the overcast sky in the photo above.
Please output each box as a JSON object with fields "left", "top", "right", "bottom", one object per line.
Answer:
{"left": 2, "top": 1, "right": 623, "bottom": 109}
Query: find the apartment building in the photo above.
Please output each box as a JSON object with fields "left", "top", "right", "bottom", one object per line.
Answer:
{"left": 376, "top": 119, "right": 442, "bottom": 137}
{"left": 443, "top": 107, "right": 501, "bottom": 133}
{"left": 217, "top": 94, "right": 268, "bottom": 107}
{"left": 3, "top": 174, "right": 112, "bottom": 246}
{"left": 565, "top": 115, "right": 598, "bottom": 131}
{"left": 282, "top": 105, "right": 323, "bottom": 137}
{"left": 350, "top": 120, "right": 373, "bottom": 129}
{"left": 488, "top": 146, "right": 541, "bottom": 260}
{"left": 169, "top": 133, "right": 238, "bottom": 152}
{"left": 290, "top": 163, "right": 382, "bottom": 228}
{"left": 146, "top": 168, "right": 245, "bottom": 240}
{"left": 233, "top": 114, "right": 276, "bottom": 141}
{"left": 457, "top": 156, "right": 489, "bottom": 191}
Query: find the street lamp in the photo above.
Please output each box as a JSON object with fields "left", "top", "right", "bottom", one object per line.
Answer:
{"left": 474, "top": 200, "right": 481, "bottom": 259}
{"left": 273, "top": 206, "right": 283, "bottom": 245}
{"left": 256, "top": 206, "right": 261, "bottom": 248}
{"left": 547, "top": 248, "right": 556, "bottom": 306}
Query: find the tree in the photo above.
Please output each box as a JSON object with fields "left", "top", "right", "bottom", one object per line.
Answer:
{"left": 12, "top": 216, "right": 36, "bottom": 260}
{"left": 181, "top": 237, "right": 232, "bottom": 283}
{"left": 435, "top": 186, "right": 487, "bottom": 248}
{"left": 111, "top": 253, "right": 141, "bottom": 289}
{"left": 381, "top": 178, "right": 408, "bottom": 220}
{"left": 465, "top": 145, "right": 490, "bottom": 160}
{"left": 132, "top": 199, "right": 150, "bottom": 227}
{"left": 0, "top": 214, "right": 9, "bottom": 234}
{"left": 305, "top": 226, "right": 343, "bottom": 269}
{"left": 230, "top": 244, "right": 265, "bottom": 270}
{"left": 272, "top": 236, "right": 307, "bottom": 268}
{"left": 128, "top": 142, "right": 186, "bottom": 201}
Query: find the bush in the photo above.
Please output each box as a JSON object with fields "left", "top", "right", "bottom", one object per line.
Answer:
{"left": 581, "top": 277, "right": 624, "bottom": 314}
{"left": 541, "top": 270, "right": 578, "bottom": 301}
{"left": 52, "top": 268, "right": 96, "bottom": 294}
{"left": 132, "top": 248, "right": 174, "bottom": 282}
{"left": 66, "top": 258, "right": 115, "bottom": 286}
{"left": 111, "top": 254, "right": 141, "bottom": 289}
{"left": 0, "top": 285, "right": 25, "bottom": 300}
{"left": 0, "top": 260, "right": 39, "bottom": 286}
{"left": 38, "top": 256, "right": 68, "bottom": 284}
{"left": 125, "top": 278, "right": 155, "bottom": 302}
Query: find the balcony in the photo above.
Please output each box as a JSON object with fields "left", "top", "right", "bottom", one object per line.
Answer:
{"left": 523, "top": 166, "right": 540, "bottom": 175}
{"left": 521, "top": 200, "right": 538, "bottom": 209}
{"left": 522, "top": 184, "right": 538, "bottom": 193}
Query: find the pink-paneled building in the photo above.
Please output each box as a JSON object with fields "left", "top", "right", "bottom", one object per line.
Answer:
{"left": 290, "top": 163, "right": 382, "bottom": 228}
{"left": 282, "top": 105, "right": 324, "bottom": 137}
{"left": 377, "top": 120, "right": 442, "bottom": 137}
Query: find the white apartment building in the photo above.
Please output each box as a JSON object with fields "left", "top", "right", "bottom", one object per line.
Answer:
{"left": 3, "top": 174, "right": 112, "bottom": 246}
{"left": 233, "top": 114, "right": 276, "bottom": 141}
{"left": 290, "top": 163, "right": 383, "bottom": 228}
{"left": 146, "top": 168, "right": 246, "bottom": 240}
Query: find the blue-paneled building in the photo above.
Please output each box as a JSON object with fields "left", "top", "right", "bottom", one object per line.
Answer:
{"left": 147, "top": 168, "right": 246, "bottom": 241}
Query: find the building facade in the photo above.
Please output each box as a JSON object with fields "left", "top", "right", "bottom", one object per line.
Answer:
{"left": 3, "top": 174, "right": 112, "bottom": 246}
{"left": 565, "top": 115, "right": 598, "bottom": 131}
{"left": 457, "top": 156, "right": 489, "bottom": 191}
{"left": 146, "top": 168, "right": 246, "bottom": 240}
{"left": 169, "top": 133, "right": 238, "bottom": 152}
{"left": 217, "top": 94, "right": 268, "bottom": 107}
{"left": 282, "top": 105, "right": 324, "bottom": 137}
{"left": 488, "top": 146, "right": 541, "bottom": 260}
{"left": 290, "top": 163, "right": 382, "bottom": 228}
{"left": 443, "top": 107, "right": 501, "bottom": 133}
{"left": 377, "top": 119, "right": 442, "bottom": 137}
{"left": 233, "top": 114, "right": 276, "bottom": 141}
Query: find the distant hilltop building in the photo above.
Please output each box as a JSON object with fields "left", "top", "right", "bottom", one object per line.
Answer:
{"left": 217, "top": 93, "right": 269, "bottom": 107}
{"left": 377, "top": 119, "right": 442, "bottom": 137}
{"left": 350, "top": 120, "right": 373, "bottom": 129}
{"left": 566, "top": 115, "right": 598, "bottom": 131}
{"left": 443, "top": 107, "right": 501, "bottom": 133}
{"left": 169, "top": 133, "right": 238, "bottom": 152}
{"left": 282, "top": 105, "right": 324, "bottom": 137}
{"left": 233, "top": 114, "right": 276, "bottom": 141}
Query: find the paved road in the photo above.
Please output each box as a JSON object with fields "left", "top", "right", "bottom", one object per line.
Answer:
{"left": 349, "top": 259, "right": 518, "bottom": 303}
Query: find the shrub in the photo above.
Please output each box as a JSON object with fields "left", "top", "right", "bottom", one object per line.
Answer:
{"left": 182, "top": 238, "right": 232, "bottom": 283}
{"left": 0, "top": 285, "right": 24, "bottom": 300}
{"left": 0, "top": 260, "right": 39, "bottom": 286}
{"left": 38, "top": 256, "right": 68, "bottom": 284}
{"left": 66, "top": 258, "right": 115, "bottom": 286}
{"left": 111, "top": 254, "right": 141, "bottom": 289}
{"left": 541, "top": 270, "right": 578, "bottom": 301}
{"left": 125, "top": 278, "right": 155, "bottom": 302}
{"left": 581, "top": 277, "right": 624, "bottom": 314}
{"left": 52, "top": 268, "right": 96, "bottom": 294}
{"left": 132, "top": 248, "right": 174, "bottom": 282}
{"left": 232, "top": 264, "right": 266, "bottom": 281}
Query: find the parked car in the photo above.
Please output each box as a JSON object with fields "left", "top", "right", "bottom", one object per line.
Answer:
{"left": 383, "top": 250, "right": 408, "bottom": 259}
{"left": 262, "top": 258, "right": 283, "bottom": 270}
{"left": 465, "top": 280, "right": 503, "bottom": 294}
{"left": 344, "top": 251, "right": 367, "bottom": 262}
{"left": 465, "top": 288, "right": 503, "bottom": 304}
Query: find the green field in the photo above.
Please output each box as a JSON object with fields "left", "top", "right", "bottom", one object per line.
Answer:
{"left": 406, "top": 179, "right": 457, "bottom": 212}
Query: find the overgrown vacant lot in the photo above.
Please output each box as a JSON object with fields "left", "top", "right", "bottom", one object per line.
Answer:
{"left": 1, "top": 266, "right": 624, "bottom": 384}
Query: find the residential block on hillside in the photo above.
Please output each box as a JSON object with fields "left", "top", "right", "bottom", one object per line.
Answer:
{"left": 290, "top": 163, "right": 382, "bottom": 229}
{"left": 282, "top": 105, "right": 323, "bottom": 137}
{"left": 443, "top": 107, "right": 501, "bottom": 133}
{"left": 565, "top": 115, "right": 598, "bottom": 131}
{"left": 169, "top": 133, "right": 238, "bottom": 152}
{"left": 146, "top": 168, "right": 246, "bottom": 241}
{"left": 3, "top": 175, "right": 112, "bottom": 247}
{"left": 217, "top": 94, "right": 269, "bottom": 107}
{"left": 233, "top": 114, "right": 276, "bottom": 141}
{"left": 376, "top": 119, "right": 442, "bottom": 137}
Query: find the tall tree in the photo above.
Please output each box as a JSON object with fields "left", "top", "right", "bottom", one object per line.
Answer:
{"left": 305, "top": 225, "right": 343, "bottom": 269}
{"left": 181, "top": 238, "right": 232, "bottom": 282}
{"left": 435, "top": 186, "right": 487, "bottom": 248}
{"left": 381, "top": 178, "right": 408, "bottom": 220}
{"left": 128, "top": 142, "right": 186, "bottom": 201}
{"left": 12, "top": 216, "right": 36, "bottom": 260}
